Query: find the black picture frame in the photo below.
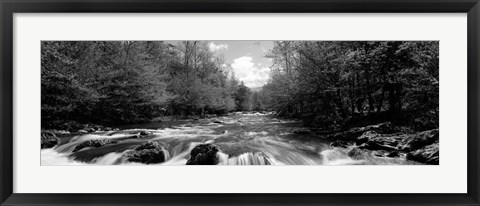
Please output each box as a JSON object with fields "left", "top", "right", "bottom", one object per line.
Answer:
{"left": 1, "top": 0, "right": 479, "bottom": 205}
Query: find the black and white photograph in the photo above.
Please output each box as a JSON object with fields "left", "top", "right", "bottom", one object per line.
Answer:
{"left": 40, "top": 40, "right": 439, "bottom": 166}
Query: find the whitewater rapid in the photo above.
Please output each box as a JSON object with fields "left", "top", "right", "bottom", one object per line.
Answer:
{"left": 41, "top": 113, "right": 416, "bottom": 165}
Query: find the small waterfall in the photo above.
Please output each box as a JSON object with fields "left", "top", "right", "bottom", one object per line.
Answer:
{"left": 55, "top": 141, "right": 82, "bottom": 153}
{"left": 94, "top": 152, "right": 125, "bottom": 165}
{"left": 217, "top": 152, "right": 272, "bottom": 165}
{"left": 320, "top": 148, "right": 365, "bottom": 165}
{"left": 163, "top": 150, "right": 171, "bottom": 161}
{"left": 41, "top": 149, "right": 86, "bottom": 165}
{"left": 161, "top": 142, "right": 202, "bottom": 165}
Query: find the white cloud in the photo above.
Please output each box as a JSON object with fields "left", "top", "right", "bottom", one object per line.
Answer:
{"left": 231, "top": 56, "right": 270, "bottom": 88}
{"left": 208, "top": 42, "right": 228, "bottom": 52}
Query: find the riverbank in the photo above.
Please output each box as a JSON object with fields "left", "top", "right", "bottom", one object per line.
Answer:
{"left": 317, "top": 122, "right": 439, "bottom": 164}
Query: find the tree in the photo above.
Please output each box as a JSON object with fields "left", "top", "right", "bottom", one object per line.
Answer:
{"left": 262, "top": 41, "right": 439, "bottom": 130}
{"left": 234, "top": 82, "right": 252, "bottom": 111}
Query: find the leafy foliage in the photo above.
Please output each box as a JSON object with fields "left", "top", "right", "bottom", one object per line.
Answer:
{"left": 41, "top": 41, "right": 244, "bottom": 127}
{"left": 261, "top": 41, "right": 439, "bottom": 131}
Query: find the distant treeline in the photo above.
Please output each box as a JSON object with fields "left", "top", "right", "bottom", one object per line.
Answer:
{"left": 41, "top": 41, "right": 252, "bottom": 127}
{"left": 257, "top": 41, "right": 439, "bottom": 131}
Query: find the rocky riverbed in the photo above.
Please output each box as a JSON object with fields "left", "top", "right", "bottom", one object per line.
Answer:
{"left": 41, "top": 112, "right": 437, "bottom": 165}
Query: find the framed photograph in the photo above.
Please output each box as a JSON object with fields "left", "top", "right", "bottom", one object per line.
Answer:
{"left": 1, "top": 0, "right": 479, "bottom": 205}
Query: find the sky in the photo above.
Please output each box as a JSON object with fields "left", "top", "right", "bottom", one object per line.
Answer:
{"left": 209, "top": 41, "right": 273, "bottom": 88}
{"left": 168, "top": 41, "right": 274, "bottom": 88}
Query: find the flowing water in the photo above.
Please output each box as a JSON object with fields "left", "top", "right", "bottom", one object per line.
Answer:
{"left": 41, "top": 113, "right": 418, "bottom": 165}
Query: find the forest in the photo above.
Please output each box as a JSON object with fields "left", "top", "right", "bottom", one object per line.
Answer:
{"left": 42, "top": 41, "right": 438, "bottom": 133}
{"left": 42, "top": 41, "right": 250, "bottom": 128}
{"left": 260, "top": 41, "right": 439, "bottom": 132}
{"left": 41, "top": 40, "right": 440, "bottom": 166}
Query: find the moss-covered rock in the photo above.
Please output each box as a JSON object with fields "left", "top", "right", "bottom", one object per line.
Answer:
{"left": 406, "top": 141, "right": 439, "bottom": 164}
{"left": 186, "top": 144, "right": 219, "bottom": 165}
{"left": 124, "top": 141, "right": 168, "bottom": 164}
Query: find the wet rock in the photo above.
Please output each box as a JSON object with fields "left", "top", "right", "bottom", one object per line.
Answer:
{"left": 358, "top": 141, "right": 397, "bottom": 151}
{"left": 406, "top": 141, "right": 439, "bottom": 164}
{"left": 84, "top": 127, "right": 96, "bottom": 133}
{"left": 387, "top": 151, "right": 400, "bottom": 158}
{"left": 401, "top": 129, "right": 439, "bottom": 151}
{"left": 347, "top": 148, "right": 365, "bottom": 160}
{"left": 355, "top": 130, "right": 380, "bottom": 145}
{"left": 139, "top": 131, "right": 152, "bottom": 136}
{"left": 41, "top": 131, "right": 60, "bottom": 149}
{"left": 372, "top": 150, "right": 387, "bottom": 157}
{"left": 124, "top": 141, "right": 168, "bottom": 164}
{"left": 331, "top": 122, "right": 394, "bottom": 141}
{"left": 330, "top": 140, "right": 349, "bottom": 148}
{"left": 293, "top": 130, "right": 311, "bottom": 135}
{"left": 73, "top": 139, "right": 117, "bottom": 152}
{"left": 372, "top": 150, "right": 399, "bottom": 158}
{"left": 186, "top": 144, "right": 219, "bottom": 165}
{"left": 355, "top": 130, "right": 407, "bottom": 150}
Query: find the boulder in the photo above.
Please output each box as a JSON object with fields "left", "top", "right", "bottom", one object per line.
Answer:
{"left": 355, "top": 130, "right": 407, "bottom": 150}
{"left": 84, "top": 127, "right": 96, "bottom": 133}
{"left": 331, "top": 122, "right": 394, "bottom": 141}
{"left": 186, "top": 144, "right": 219, "bottom": 165}
{"left": 372, "top": 150, "right": 387, "bottom": 157}
{"left": 358, "top": 141, "right": 397, "bottom": 151}
{"left": 330, "top": 140, "right": 349, "bottom": 148}
{"left": 124, "top": 141, "right": 168, "bottom": 164}
{"left": 401, "top": 129, "right": 439, "bottom": 151}
{"left": 73, "top": 139, "right": 117, "bottom": 152}
{"left": 139, "top": 131, "right": 152, "bottom": 136}
{"left": 387, "top": 151, "right": 400, "bottom": 158}
{"left": 347, "top": 148, "right": 365, "bottom": 160}
{"left": 41, "top": 131, "right": 60, "bottom": 149}
{"left": 354, "top": 128, "right": 439, "bottom": 152}
{"left": 372, "top": 150, "right": 400, "bottom": 158}
{"left": 355, "top": 130, "right": 380, "bottom": 145}
{"left": 406, "top": 141, "right": 439, "bottom": 164}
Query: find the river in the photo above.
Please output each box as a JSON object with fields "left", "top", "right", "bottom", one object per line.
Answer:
{"left": 41, "top": 112, "right": 419, "bottom": 165}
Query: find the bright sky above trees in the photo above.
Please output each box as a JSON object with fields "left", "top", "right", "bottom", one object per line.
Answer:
{"left": 209, "top": 41, "right": 273, "bottom": 88}
{"left": 169, "top": 40, "right": 274, "bottom": 88}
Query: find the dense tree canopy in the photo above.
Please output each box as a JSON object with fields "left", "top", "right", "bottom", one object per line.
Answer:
{"left": 259, "top": 41, "right": 439, "bottom": 131}
{"left": 42, "top": 41, "right": 438, "bottom": 132}
{"left": 41, "top": 41, "right": 246, "bottom": 127}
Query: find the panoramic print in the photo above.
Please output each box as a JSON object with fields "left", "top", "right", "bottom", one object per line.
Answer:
{"left": 41, "top": 41, "right": 439, "bottom": 165}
